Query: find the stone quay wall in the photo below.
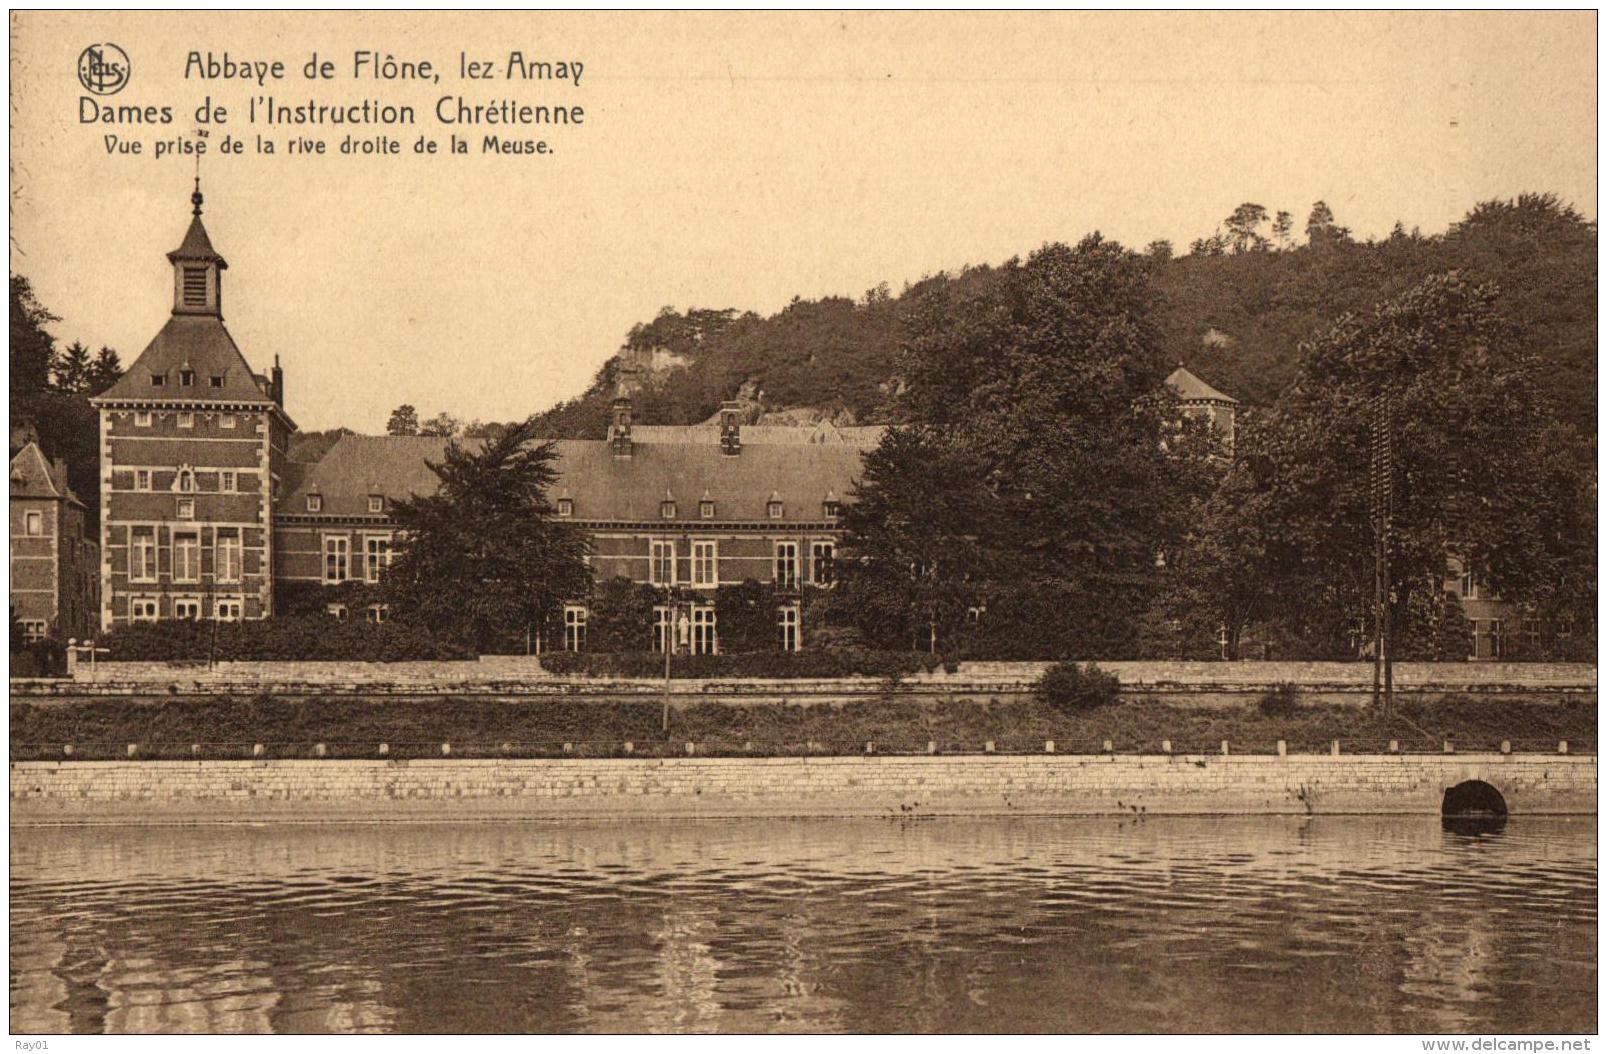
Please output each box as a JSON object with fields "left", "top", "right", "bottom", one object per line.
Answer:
{"left": 10, "top": 753, "right": 1595, "bottom": 824}
{"left": 19, "top": 658, "right": 1596, "bottom": 703}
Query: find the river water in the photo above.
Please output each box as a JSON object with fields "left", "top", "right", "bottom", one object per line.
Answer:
{"left": 10, "top": 816, "right": 1596, "bottom": 1034}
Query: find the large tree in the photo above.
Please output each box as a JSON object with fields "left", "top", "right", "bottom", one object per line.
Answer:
{"left": 840, "top": 236, "right": 1204, "bottom": 657}
{"left": 383, "top": 417, "right": 591, "bottom": 652}
{"left": 1249, "top": 271, "right": 1591, "bottom": 655}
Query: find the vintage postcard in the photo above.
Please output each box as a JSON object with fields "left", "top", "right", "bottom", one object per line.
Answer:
{"left": 7, "top": 9, "right": 1597, "bottom": 1043}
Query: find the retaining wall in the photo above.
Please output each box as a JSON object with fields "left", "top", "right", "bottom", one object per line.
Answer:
{"left": 22, "top": 658, "right": 1597, "bottom": 700}
{"left": 10, "top": 753, "right": 1595, "bottom": 824}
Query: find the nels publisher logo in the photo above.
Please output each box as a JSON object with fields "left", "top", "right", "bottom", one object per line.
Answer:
{"left": 77, "top": 43, "right": 130, "bottom": 95}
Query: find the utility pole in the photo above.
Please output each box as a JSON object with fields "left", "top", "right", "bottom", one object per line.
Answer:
{"left": 1369, "top": 392, "right": 1396, "bottom": 708}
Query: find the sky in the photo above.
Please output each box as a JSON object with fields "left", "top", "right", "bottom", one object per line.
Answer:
{"left": 10, "top": 11, "right": 1597, "bottom": 432}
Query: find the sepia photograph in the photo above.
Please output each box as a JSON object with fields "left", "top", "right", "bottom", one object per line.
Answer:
{"left": 6, "top": 8, "right": 1599, "bottom": 1042}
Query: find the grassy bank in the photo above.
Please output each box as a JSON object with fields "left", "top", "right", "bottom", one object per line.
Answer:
{"left": 9, "top": 694, "right": 1594, "bottom": 760}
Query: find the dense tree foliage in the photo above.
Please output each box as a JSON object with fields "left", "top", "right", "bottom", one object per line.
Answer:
{"left": 383, "top": 417, "right": 592, "bottom": 652}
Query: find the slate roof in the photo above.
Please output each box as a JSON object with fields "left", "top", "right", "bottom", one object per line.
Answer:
{"left": 633, "top": 421, "right": 887, "bottom": 446}
{"left": 1165, "top": 366, "right": 1238, "bottom": 405}
{"left": 280, "top": 434, "right": 867, "bottom": 523}
{"left": 9, "top": 442, "right": 82, "bottom": 506}
{"left": 92, "top": 315, "right": 277, "bottom": 405}
{"left": 167, "top": 214, "right": 227, "bottom": 265}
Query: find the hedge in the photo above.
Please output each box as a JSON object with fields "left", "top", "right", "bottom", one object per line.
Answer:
{"left": 100, "top": 616, "right": 474, "bottom": 662}
{"left": 538, "top": 649, "right": 951, "bottom": 679}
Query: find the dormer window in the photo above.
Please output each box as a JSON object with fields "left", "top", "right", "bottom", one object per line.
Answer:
{"left": 179, "top": 369, "right": 195, "bottom": 387}
{"left": 700, "top": 500, "right": 715, "bottom": 519}
{"left": 823, "top": 500, "right": 841, "bottom": 519}
{"left": 557, "top": 498, "right": 574, "bottom": 517}
{"left": 368, "top": 495, "right": 384, "bottom": 514}
{"left": 150, "top": 373, "right": 166, "bottom": 387}
{"left": 768, "top": 500, "right": 784, "bottom": 519}
{"left": 307, "top": 494, "right": 323, "bottom": 513}
{"left": 660, "top": 500, "right": 677, "bottom": 519}
{"left": 210, "top": 375, "right": 224, "bottom": 389}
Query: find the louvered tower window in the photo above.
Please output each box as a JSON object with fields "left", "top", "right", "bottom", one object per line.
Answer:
{"left": 182, "top": 267, "right": 208, "bottom": 307}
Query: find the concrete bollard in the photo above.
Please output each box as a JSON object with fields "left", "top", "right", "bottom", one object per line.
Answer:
{"left": 1443, "top": 740, "right": 1454, "bottom": 754}
{"left": 1277, "top": 740, "right": 1287, "bottom": 757}
{"left": 1103, "top": 739, "right": 1114, "bottom": 754}
{"left": 1044, "top": 740, "right": 1055, "bottom": 754}
{"left": 984, "top": 740, "right": 995, "bottom": 753}
{"left": 624, "top": 741, "right": 634, "bottom": 754}
{"left": 928, "top": 741, "right": 938, "bottom": 755}
{"left": 1331, "top": 740, "right": 1340, "bottom": 756}
{"left": 1501, "top": 740, "right": 1511, "bottom": 755}
{"left": 127, "top": 743, "right": 138, "bottom": 758}
{"left": 314, "top": 743, "right": 327, "bottom": 758}
{"left": 1559, "top": 740, "right": 1570, "bottom": 755}
{"left": 1161, "top": 740, "right": 1172, "bottom": 754}
{"left": 1220, "top": 740, "right": 1230, "bottom": 756}
{"left": 253, "top": 743, "right": 265, "bottom": 758}
{"left": 1388, "top": 740, "right": 1399, "bottom": 754}
{"left": 63, "top": 744, "right": 73, "bottom": 757}
{"left": 378, "top": 742, "right": 389, "bottom": 756}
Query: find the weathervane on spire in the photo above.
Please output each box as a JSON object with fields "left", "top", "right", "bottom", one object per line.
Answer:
{"left": 191, "top": 127, "right": 208, "bottom": 216}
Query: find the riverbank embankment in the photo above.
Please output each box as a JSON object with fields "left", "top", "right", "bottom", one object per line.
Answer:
{"left": 10, "top": 752, "right": 1595, "bottom": 824}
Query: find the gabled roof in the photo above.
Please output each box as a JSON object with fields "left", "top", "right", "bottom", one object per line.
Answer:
{"left": 91, "top": 315, "right": 277, "bottom": 406}
{"left": 280, "top": 434, "right": 866, "bottom": 523}
{"left": 1165, "top": 366, "right": 1238, "bottom": 405}
{"left": 9, "top": 442, "right": 82, "bottom": 506}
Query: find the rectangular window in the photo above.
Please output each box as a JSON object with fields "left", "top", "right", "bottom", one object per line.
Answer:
{"left": 364, "top": 535, "right": 391, "bottom": 583}
{"left": 150, "top": 373, "right": 165, "bottom": 388}
{"left": 216, "top": 528, "right": 242, "bottom": 584}
{"left": 692, "top": 541, "right": 718, "bottom": 587}
{"left": 176, "top": 498, "right": 195, "bottom": 520}
{"left": 368, "top": 495, "right": 384, "bottom": 514}
{"left": 810, "top": 541, "right": 835, "bottom": 585}
{"left": 700, "top": 500, "right": 715, "bottom": 519}
{"left": 179, "top": 369, "right": 195, "bottom": 388}
{"left": 768, "top": 500, "right": 784, "bottom": 519}
{"left": 215, "top": 598, "right": 244, "bottom": 622}
{"left": 177, "top": 412, "right": 194, "bottom": 429}
{"left": 22, "top": 620, "right": 48, "bottom": 642}
{"left": 654, "top": 606, "right": 672, "bottom": 653}
{"left": 1523, "top": 618, "right": 1542, "bottom": 649}
{"left": 220, "top": 470, "right": 237, "bottom": 493}
{"left": 557, "top": 498, "right": 573, "bottom": 517}
{"left": 24, "top": 511, "right": 42, "bottom": 536}
{"left": 130, "top": 527, "right": 157, "bottom": 583}
{"left": 135, "top": 410, "right": 152, "bottom": 427}
{"left": 323, "top": 535, "right": 350, "bottom": 583}
{"left": 220, "top": 413, "right": 236, "bottom": 428}
{"left": 327, "top": 603, "right": 348, "bottom": 621}
{"left": 778, "top": 604, "right": 800, "bottom": 652}
{"left": 691, "top": 605, "right": 717, "bottom": 655}
{"left": 130, "top": 597, "right": 159, "bottom": 622}
{"left": 774, "top": 542, "right": 799, "bottom": 589}
{"left": 366, "top": 604, "right": 389, "bottom": 624}
{"left": 173, "top": 531, "right": 201, "bottom": 584}
{"left": 651, "top": 540, "right": 675, "bottom": 586}
{"left": 135, "top": 469, "right": 152, "bottom": 492}
{"left": 182, "top": 267, "right": 207, "bottom": 306}
{"left": 1489, "top": 619, "right": 1504, "bottom": 659}
{"left": 173, "top": 597, "right": 202, "bottom": 621}
{"left": 307, "top": 495, "right": 323, "bottom": 513}
{"left": 564, "top": 604, "right": 587, "bottom": 652}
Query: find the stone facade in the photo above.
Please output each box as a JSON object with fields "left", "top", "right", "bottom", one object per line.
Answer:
{"left": 10, "top": 753, "right": 1596, "bottom": 823}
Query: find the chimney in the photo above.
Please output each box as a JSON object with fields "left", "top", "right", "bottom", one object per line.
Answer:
{"left": 609, "top": 396, "right": 633, "bottom": 458}
{"left": 271, "top": 355, "right": 284, "bottom": 408}
{"left": 719, "top": 400, "right": 742, "bottom": 456}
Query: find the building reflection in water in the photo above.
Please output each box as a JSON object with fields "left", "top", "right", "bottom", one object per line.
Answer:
{"left": 10, "top": 816, "right": 1596, "bottom": 1034}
